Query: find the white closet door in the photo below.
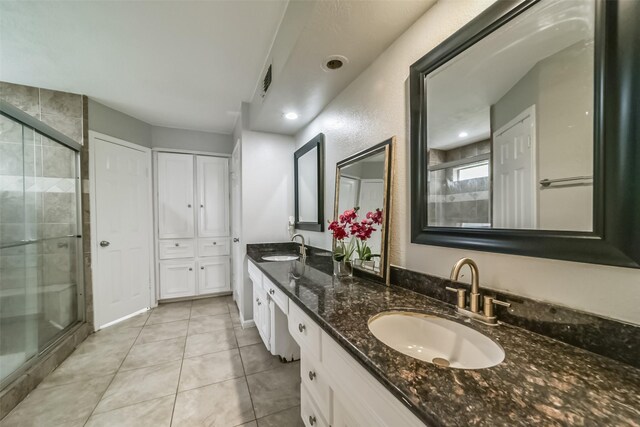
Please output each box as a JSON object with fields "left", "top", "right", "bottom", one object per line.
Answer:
{"left": 197, "top": 257, "right": 230, "bottom": 294}
{"left": 160, "top": 260, "right": 196, "bottom": 299}
{"left": 197, "top": 156, "right": 229, "bottom": 237}
{"left": 157, "top": 153, "right": 195, "bottom": 238}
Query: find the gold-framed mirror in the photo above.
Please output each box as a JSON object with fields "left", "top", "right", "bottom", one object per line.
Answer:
{"left": 333, "top": 137, "right": 394, "bottom": 283}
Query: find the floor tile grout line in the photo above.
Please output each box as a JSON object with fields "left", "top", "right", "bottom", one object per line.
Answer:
{"left": 82, "top": 393, "right": 175, "bottom": 421}
{"left": 82, "top": 315, "right": 148, "bottom": 426}
{"left": 3, "top": 314, "right": 151, "bottom": 424}
{"left": 176, "top": 372, "right": 247, "bottom": 394}
{"left": 235, "top": 328, "right": 259, "bottom": 422}
{"left": 169, "top": 300, "right": 192, "bottom": 426}
{"left": 254, "top": 403, "right": 303, "bottom": 425}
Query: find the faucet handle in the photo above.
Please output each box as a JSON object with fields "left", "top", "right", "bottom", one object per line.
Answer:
{"left": 446, "top": 287, "right": 467, "bottom": 309}
{"left": 483, "top": 296, "right": 511, "bottom": 318}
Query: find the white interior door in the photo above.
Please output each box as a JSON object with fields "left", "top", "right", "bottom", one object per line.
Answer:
{"left": 338, "top": 176, "right": 360, "bottom": 215}
{"left": 91, "top": 133, "right": 152, "bottom": 329}
{"left": 357, "top": 179, "right": 384, "bottom": 254}
{"left": 197, "top": 156, "right": 229, "bottom": 237}
{"left": 157, "top": 153, "right": 194, "bottom": 238}
{"left": 230, "top": 143, "right": 242, "bottom": 304}
{"left": 493, "top": 105, "right": 537, "bottom": 229}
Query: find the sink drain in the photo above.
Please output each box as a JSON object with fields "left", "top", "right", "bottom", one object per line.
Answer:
{"left": 432, "top": 357, "right": 450, "bottom": 367}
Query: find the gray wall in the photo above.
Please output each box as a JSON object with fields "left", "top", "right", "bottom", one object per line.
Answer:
{"left": 151, "top": 126, "right": 233, "bottom": 154}
{"left": 87, "top": 99, "right": 152, "bottom": 148}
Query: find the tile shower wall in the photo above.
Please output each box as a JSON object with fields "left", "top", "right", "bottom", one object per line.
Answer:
{"left": 428, "top": 140, "right": 491, "bottom": 226}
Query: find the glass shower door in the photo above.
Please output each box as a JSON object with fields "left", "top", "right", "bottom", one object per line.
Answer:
{"left": 0, "top": 111, "right": 82, "bottom": 387}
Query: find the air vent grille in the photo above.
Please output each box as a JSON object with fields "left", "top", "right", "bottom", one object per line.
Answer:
{"left": 262, "top": 64, "right": 272, "bottom": 97}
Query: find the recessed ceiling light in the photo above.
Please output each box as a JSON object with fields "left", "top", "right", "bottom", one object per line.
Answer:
{"left": 458, "top": 131, "right": 468, "bottom": 138}
{"left": 322, "top": 55, "right": 349, "bottom": 72}
{"left": 284, "top": 112, "right": 298, "bottom": 120}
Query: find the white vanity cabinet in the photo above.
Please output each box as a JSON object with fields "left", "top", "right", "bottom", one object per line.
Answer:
{"left": 247, "top": 261, "right": 299, "bottom": 360}
{"left": 288, "top": 300, "right": 425, "bottom": 427}
{"left": 155, "top": 152, "right": 230, "bottom": 300}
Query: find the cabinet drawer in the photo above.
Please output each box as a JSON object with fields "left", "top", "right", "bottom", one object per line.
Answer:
{"left": 263, "top": 276, "right": 288, "bottom": 314}
{"left": 301, "top": 351, "right": 331, "bottom": 420}
{"left": 288, "top": 302, "right": 321, "bottom": 359}
{"left": 198, "top": 238, "right": 230, "bottom": 257}
{"left": 159, "top": 239, "right": 195, "bottom": 259}
{"left": 302, "top": 384, "right": 329, "bottom": 427}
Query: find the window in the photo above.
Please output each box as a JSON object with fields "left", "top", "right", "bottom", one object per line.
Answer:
{"left": 453, "top": 160, "right": 489, "bottom": 181}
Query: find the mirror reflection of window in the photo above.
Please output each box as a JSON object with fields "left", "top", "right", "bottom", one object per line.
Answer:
{"left": 425, "top": 0, "right": 595, "bottom": 232}
{"left": 297, "top": 148, "right": 318, "bottom": 222}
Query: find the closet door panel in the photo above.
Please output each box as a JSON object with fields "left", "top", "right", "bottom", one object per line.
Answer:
{"left": 159, "top": 259, "right": 196, "bottom": 299}
{"left": 197, "top": 257, "right": 230, "bottom": 294}
{"left": 197, "top": 156, "right": 229, "bottom": 237}
{"left": 157, "top": 153, "right": 195, "bottom": 238}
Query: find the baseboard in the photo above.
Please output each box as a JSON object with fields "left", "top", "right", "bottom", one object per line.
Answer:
{"left": 239, "top": 311, "right": 255, "bottom": 328}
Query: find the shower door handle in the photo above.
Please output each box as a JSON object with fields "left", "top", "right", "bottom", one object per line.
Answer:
{"left": 100, "top": 240, "right": 110, "bottom": 247}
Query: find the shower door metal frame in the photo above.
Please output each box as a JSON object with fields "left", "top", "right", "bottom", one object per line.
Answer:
{"left": 0, "top": 99, "right": 86, "bottom": 390}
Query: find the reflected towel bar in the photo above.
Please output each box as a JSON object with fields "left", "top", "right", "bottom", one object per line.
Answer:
{"left": 539, "top": 176, "right": 593, "bottom": 187}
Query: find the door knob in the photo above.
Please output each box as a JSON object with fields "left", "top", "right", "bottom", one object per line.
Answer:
{"left": 100, "top": 241, "right": 110, "bottom": 247}
{"left": 187, "top": 204, "right": 192, "bottom": 208}
{"left": 233, "top": 238, "right": 239, "bottom": 243}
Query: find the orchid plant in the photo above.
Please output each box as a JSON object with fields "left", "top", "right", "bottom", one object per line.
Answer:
{"left": 328, "top": 207, "right": 383, "bottom": 263}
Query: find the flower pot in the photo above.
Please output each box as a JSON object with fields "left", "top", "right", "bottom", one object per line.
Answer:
{"left": 333, "top": 260, "right": 353, "bottom": 278}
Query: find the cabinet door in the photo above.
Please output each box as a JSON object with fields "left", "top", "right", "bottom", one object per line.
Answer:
{"left": 159, "top": 260, "right": 196, "bottom": 299}
{"left": 196, "top": 156, "right": 229, "bottom": 237}
{"left": 157, "top": 153, "right": 194, "bottom": 238}
{"left": 197, "top": 257, "right": 230, "bottom": 295}
{"left": 254, "top": 285, "right": 271, "bottom": 350}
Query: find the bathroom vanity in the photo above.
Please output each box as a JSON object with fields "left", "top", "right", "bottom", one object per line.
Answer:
{"left": 247, "top": 246, "right": 640, "bottom": 427}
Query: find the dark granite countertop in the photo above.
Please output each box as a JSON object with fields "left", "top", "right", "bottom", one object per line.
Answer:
{"left": 247, "top": 247, "right": 640, "bottom": 426}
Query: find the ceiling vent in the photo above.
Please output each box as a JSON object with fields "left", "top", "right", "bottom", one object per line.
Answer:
{"left": 262, "top": 64, "right": 272, "bottom": 97}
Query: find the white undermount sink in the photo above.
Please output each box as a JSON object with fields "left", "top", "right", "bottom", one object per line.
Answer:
{"left": 262, "top": 255, "right": 299, "bottom": 262}
{"left": 368, "top": 311, "right": 505, "bottom": 369}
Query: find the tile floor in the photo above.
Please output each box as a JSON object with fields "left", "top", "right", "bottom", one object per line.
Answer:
{"left": 0, "top": 296, "right": 304, "bottom": 427}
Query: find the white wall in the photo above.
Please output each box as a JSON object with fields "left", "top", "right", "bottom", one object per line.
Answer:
{"left": 294, "top": 0, "right": 640, "bottom": 325}
{"left": 241, "top": 130, "right": 295, "bottom": 243}
{"left": 151, "top": 125, "right": 233, "bottom": 154}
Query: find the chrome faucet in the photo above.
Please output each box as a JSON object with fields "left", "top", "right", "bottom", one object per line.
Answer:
{"left": 447, "top": 257, "right": 510, "bottom": 326}
{"left": 291, "top": 233, "right": 306, "bottom": 259}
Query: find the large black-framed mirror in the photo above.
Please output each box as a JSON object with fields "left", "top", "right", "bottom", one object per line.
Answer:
{"left": 294, "top": 133, "right": 325, "bottom": 232}
{"left": 410, "top": 0, "right": 640, "bottom": 268}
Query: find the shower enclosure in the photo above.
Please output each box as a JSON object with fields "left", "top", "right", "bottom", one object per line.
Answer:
{"left": 0, "top": 101, "right": 84, "bottom": 388}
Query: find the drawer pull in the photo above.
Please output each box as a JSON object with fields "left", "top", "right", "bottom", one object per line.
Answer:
{"left": 308, "top": 371, "right": 316, "bottom": 381}
{"left": 269, "top": 289, "right": 275, "bottom": 295}
{"left": 188, "top": 268, "right": 193, "bottom": 271}
{"left": 256, "top": 298, "right": 259, "bottom": 303}
{"left": 257, "top": 301, "right": 262, "bottom": 306}
{"left": 298, "top": 323, "right": 306, "bottom": 333}
{"left": 201, "top": 266, "right": 204, "bottom": 270}
{"left": 308, "top": 415, "right": 316, "bottom": 426}
{"left": 175, "top": 243, "right": 179, "bottom": 247}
